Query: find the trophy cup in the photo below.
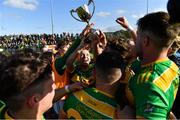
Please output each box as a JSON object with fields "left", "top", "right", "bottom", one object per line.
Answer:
{"left": 70, "top": 0, "right": 95, "bottom": 24}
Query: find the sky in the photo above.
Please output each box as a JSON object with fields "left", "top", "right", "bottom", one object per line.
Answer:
{"left": 0, "top": 0, "right": 168, "bottom": 35}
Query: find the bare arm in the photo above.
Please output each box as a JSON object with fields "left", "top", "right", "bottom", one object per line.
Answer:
{"left": 66, "top": 40, "right": 88, "bottom": 73}
{"left": 66, "top": 24, "right": 94, "bottom": 72}
{"left": 65, "top": 46, "right": 80, "bottom": 73}
{"left": 53, "top": 82, "right": 83, "bottom": 103}
{"left": 116, "top": 17, "right": 137, "bottom": 42}
{"left": 168, "top": 111, "right": 176, "bottom": 119}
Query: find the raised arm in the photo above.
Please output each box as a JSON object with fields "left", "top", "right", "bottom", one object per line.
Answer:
{"left": 66, "top": 40, "right": 88, "bottom": 73}
{"left": 116, "top": 17, "right": 137, "bottom": 42}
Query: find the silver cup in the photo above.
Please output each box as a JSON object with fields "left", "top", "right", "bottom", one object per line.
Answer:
{"left": 70, "top": 0, "right": 95, "bottom": 24}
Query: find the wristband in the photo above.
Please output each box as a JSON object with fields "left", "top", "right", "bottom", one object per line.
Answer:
{"left": 65, "top": 85, "right": 71, "bottom": 93}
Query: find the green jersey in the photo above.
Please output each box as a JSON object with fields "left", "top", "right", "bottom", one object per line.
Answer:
{"left": 129, "top": 58, "right": 179, "bottom": 119}
{"left": 0, "top": 100, "right": 45, "bottom": 120}
{"left": 71, "top": 63, "right": 95, "bottom": 85}
{"left": 131, "top": 59, "right": 141, "bottom": 74}
{"left": 54, "top": 38, "right": 81, "bottom": 75}
{"left": 63, "top": 88, "right": 117, "bottom": 119}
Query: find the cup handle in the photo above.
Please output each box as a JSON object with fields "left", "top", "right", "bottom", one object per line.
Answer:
{"left": 88, "top": 0, "right": 95, "bottom": 20}
{"left": 70, "top": 9, "right": 84, "bottom": 22}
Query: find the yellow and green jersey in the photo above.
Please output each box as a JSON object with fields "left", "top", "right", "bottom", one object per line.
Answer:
{"left": 0, "top": 100, "right": 15, "bottom": 119}
{"left": 0, "top": 100, "right": 45, "bottom": 120}
{"left": 129, "top": 58, "right": 179, "bottom": 119}
{"left": 63, "top": 88, "right": 117, "bottom": 119}
{"left": 70, "top": 63, "right": 95, "bottom": 85}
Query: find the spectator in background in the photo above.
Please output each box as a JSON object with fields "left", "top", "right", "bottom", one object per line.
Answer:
{"left": 166, "top": 0, "right": 180, "bottom": 68}
{"left": 167, "top": 0, "right": 180, "bottom": 118}
{"left": 168, "top": 37, "right": 180, "bottom": 67}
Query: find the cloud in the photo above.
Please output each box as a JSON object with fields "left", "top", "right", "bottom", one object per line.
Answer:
{"left": 131, "top": 14, "right": 144, "bottom": 19}
{"left": 3, "top": 0, "right": 39, "bottom": 11}
{"left": 116, "top": 9, "right": 126, "bottom": 15}
{"left": 96, "top": 12, "right": 111, "bottom": 17}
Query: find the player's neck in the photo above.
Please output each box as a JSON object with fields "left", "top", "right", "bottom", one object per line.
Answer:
{"left": 96, "top": 81, "right": 120, "bottom": 97}
{"left": 142, "top": 50, "right": 168, "bottom": 65}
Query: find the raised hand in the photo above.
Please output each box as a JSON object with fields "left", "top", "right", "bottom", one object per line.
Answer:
{"left": 116, "top": 17, "right": 137, "bottom": 42}
{"left": 80, "top": 23, "right": 94, "bottom": 39}
{"left": 116, "top": 17, "right": 129, "bottom": 29}
{"left": 90, "top": 30, "right": 107, "bottom": 58}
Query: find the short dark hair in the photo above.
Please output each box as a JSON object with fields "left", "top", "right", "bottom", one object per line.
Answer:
{"left": 0, "top": 50, "right": 52, "bottom": 102}
{"left": 108, "top": 37, "right": 130, "bottom": 56}
{"left": 95, "top": 52, "right": 126, "bottom": 82}
{"left": 137, "top": 12, "right": 178, "bottom": 49}
{"left": 106, "top": 34, "right": 133, "bottom": 62}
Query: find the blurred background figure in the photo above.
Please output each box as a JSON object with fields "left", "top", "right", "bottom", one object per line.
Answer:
{"left": 167, "top": 0, "right": 180, "bottom": 118}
